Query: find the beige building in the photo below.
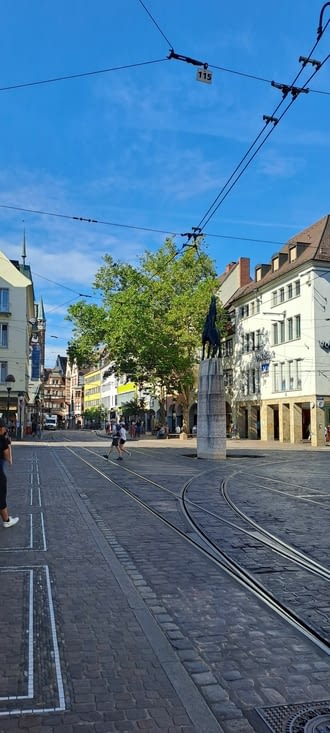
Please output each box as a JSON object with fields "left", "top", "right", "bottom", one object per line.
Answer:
{"left": 0, "top": 250, "right": 40, "bottom": 432}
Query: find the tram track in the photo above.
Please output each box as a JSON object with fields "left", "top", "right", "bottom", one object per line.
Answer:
{"left": 58, "top": 444, "right": 330, "bottom": 655}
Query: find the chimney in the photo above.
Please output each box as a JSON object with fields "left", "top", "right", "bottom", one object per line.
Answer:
{"left": 239, "top": 257, "right": 250, "bottom": 287}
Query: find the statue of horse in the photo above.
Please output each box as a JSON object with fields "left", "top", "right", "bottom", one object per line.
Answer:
{"left": 202, "top": 296, "right": 221, "bottom": 359}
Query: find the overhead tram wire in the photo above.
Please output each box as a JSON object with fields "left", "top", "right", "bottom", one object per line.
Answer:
{"left": 199, "top": 48, "right": 330, "bottom": 231}
{"left": 136, "top": 0, "right": 174, "bottom": 48}
{"left": 0, "top": 58, "right": 169, "bottom": 93}
{"left": 0, "top": 202, "right": 286, "bottom": 246}
{"left": 189, "top": 9, "right": 330, "bottom": 237}
{"left": 208, "top": 62, "right": 330, "bottom": 96}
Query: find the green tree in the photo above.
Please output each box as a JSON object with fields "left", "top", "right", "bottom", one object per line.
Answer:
{"left": 120, "top": 398, "right": 146, "bottom": 421}
{"left": 84, "top": 405, "right": 107, "bottom": 427}
{"left": 67, "top": 238, "right": 220, "bottom": 426}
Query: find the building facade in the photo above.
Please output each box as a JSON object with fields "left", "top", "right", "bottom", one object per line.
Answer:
{"left": 220, "top": 215, "right": 330, "bottom": 447}
{"left": 0, "top": 250, "right": 40, "bottom": 433}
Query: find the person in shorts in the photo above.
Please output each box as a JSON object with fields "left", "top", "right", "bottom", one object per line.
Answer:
{"left": 117, "top": 424, "right": 131, "bottom": 460}
{"left": 104, "top": 423, "right": 121, "bottom": 459}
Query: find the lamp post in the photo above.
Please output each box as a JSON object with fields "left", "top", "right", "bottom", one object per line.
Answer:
{"left": 17, "top": 393, "right": 24, "bottom": 440}
{"left": 35, "top": 397, "right": 40, "bottom": 437}
{"left": 5, "top": 374, "right": 15, "bottom": 429}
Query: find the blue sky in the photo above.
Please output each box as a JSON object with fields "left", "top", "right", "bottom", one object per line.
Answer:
{"left": 1, "top": 0, "right": 330, "bottom": 366}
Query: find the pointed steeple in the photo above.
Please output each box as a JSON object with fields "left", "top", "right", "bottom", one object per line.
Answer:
{"left": 22, "top": 228, "right": 27, "bottom": 265}
{"left": 38, "top": 297, "right": 46, "bottom": 324}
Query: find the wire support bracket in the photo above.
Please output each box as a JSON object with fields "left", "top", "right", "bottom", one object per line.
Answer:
{"left": 168, "top": 49, "right": 209, "bottom": 69}
{"left": 299, "top": 55, "right": 322, "bottom": 69}
{"left": 271, "top": 80, "right": 310, "bottom": 98}
{"left": 262, "top": 114, "right": 279, "bottom": 125}
{"left": 181, "top": 227, "right": 203, "bottom": 249}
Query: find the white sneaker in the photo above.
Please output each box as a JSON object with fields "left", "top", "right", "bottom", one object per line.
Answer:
{"left": 3, "top": 516, "right": 19, "bottom": 528}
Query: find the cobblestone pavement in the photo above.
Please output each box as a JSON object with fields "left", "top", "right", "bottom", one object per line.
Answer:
{"left": 1, "top": 432, "right": 330, "bottom": 733}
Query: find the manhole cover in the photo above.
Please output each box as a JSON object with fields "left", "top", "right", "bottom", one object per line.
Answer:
{"left": 256, "top": 701, "right": 330, "bottom": 733}
{"left": 305, "top": 715, "right": 330, "bottom": 732}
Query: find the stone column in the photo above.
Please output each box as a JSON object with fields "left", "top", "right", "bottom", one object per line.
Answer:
{"left": 197, "top": 358, "right": 226, "bottom": 459}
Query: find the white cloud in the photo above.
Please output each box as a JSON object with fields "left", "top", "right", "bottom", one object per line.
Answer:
{"left": 258, "top": 151, "right": 305, "bottom": 178}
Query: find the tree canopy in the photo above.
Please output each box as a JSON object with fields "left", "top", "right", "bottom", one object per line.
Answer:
{"left": 67, "top": 238, "right": 220, "bottom": 401}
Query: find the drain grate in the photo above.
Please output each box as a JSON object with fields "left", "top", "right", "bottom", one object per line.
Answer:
{"left": 256, "top": 700, "right": 330, "bottom": 732}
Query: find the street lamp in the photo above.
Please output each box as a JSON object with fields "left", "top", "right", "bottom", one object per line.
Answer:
{"left": 5, "top": 374, "right": 15, "bottom": 429}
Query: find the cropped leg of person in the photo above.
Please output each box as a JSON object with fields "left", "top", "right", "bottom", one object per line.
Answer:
{"left": 0, "top": 468, "right": 18, "bottom": 527}
{"left": 118, "top": 440, "right": 131, "bottom": 458}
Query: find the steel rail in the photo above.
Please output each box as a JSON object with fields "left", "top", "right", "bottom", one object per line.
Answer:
{"left": 61, "top": 445, "right": 330, "bottom": 655}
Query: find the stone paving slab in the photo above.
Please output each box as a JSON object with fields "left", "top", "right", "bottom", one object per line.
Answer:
{"left": 0, "top": 443, "right": 223, "bottom": 733}
{"left": 2, "top": 434, "right": 330, "bottom": 733}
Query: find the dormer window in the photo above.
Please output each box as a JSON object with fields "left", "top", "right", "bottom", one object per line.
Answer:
{"left": 272, "top": 257, "right": 279, "bottom": 272}
{"left": 289, "top": 246, "right": 297, "bottom": 262}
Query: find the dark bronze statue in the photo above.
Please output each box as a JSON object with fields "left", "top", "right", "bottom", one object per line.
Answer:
{"left": 202, "top": 295, "right": 221, "bottom": 359}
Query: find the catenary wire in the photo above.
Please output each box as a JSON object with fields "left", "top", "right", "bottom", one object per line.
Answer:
{"left": 194, "top": 19, "right": 330, "bottom": 232}
{"left": 0, "top": 202, "right": 286, "bottom": 246}
{"left": 200, "top": 51, "right": 330, "bottom": 230}
{"left": 0, "top": 58, "right": 169, "bottom": 93}
{"left": 208, "top": 62, "right": 330, "bottom": 95}
{"left": 136, "top": 0, "right": 174, "bottom": 48}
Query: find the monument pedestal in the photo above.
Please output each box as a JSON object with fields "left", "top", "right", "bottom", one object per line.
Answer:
{"left": 197, "top": 358, "right": 226, "bottom": 460}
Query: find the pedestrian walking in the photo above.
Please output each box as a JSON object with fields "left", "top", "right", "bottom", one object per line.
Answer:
{"left": 0, "top": 418, "right": 19, "bottom": 528}
{"left": 104, "top": 423, "right": 121, "bottom": 459}
{"left": 117, "top": 424, "right": 131, "bottom": 460}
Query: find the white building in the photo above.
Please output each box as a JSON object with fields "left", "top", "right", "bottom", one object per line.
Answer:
{"left": 219, "top": 215, "right": 330, "bottom": 447}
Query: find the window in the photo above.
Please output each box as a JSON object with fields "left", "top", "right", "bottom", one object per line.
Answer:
{"left": 295, "top": 280, "right": 301, "bottom": 297}
{"left": 0, "top": 324, "right": 8, "bottom": 347}
{"left": 288, "top": 361, "right": 294, "bottom": 390}
{"left": 250, "top": 332, "right": 255, "bottom": 351}
{"left": 251, "top": 301, "right": 255, "bottom": 315}
{"left": 280, "top": 321, "right": 285, "bottom": 343}
{"left": 224, "top": 338, "right": 233, "bottom": 357}
{"left": 279, "top": 288, "right": 285, "bottom": 303}
{"left": 272, "top": 291, "right": 277, "bottom": 306}
{"left": 289, "top": 246, "right": 297, "bottom": 262}
{"left": 245, "top": 333, "right": 250, "bottom": 352}
{"left": 224, "top": 369, "right": 233, "bottom": 387}
{"left": 273, "top": 323, "right": 278, "bottom": 345}
{"left": 251, "top": 369, "right": 256, "bottom": 394}
{"left": 280, "top": 362, "right": 286, "bottom": 391}
{"left": 287, "top": 283, "right": 293, "bottom": 299}
{"left": 0, "top": 289, "right": 9, "bottom": 312}
{"left": 256, "top": 330, "right": 261, "bottom": 349}
{"left": 295, "top": 315, "right": 301, "bottom": 338}
{"left": 296, "top": 359, "right": 302, "bottom": 389}
{"left": 255, "top": 368, "right": 260, "bottom": 394}
{"left": 0, "top": 362, "right": 7, "bottom": 382}
{"left": 273, "top": 363, "right": 279, "bottom": 392}
{"left": 256, "top": 299, "right": 261, "bottom": 314}
{"left": 287, "top": 318, "right": 293, "bottom": 340}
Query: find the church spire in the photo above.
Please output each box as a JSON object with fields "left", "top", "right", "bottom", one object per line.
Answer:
{"left": 38, "top": 297, "right": 46, "bottom": 324}
{"left": 22, "top": 228, "right": 27, "bottom": 265}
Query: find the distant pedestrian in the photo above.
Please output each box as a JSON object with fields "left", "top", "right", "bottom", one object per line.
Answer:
{"left": 0, "top": 418, "right": 19, "bottom": 528}
{"left": 135, "top": 420, "right": 141, "bottom": 440}
{"left": 104, "top": 423, "right": 121, "bottom": 459}
{"left": 118, "top": 424, "right": 131, "bottom": 460}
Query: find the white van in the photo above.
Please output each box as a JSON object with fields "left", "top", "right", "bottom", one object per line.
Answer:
{"left": 44, "top": 415, "right": 57, "bottom": 430}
